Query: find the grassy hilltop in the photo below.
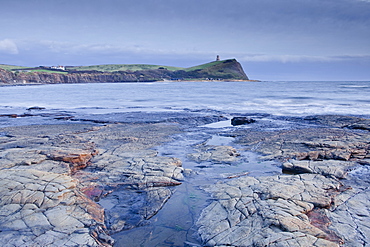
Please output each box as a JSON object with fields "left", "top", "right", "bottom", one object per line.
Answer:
{"left": 69, "top": 64, "right": 183, "bottom": 72}
{"left": 0, "top": 59, "right": 249, "bottom": 84}
{"left": 67, "top": 59, "right": 249, "bottom": 80}
{"left": 69, "top": 60, "right": 230, "bottom": 72}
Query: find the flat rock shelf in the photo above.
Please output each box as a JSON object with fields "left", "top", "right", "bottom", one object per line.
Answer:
{"left": 0, "top": 114, "right": 370, "bottom": 246}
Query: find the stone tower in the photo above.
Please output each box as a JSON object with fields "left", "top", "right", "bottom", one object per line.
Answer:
{"left": 216, "top": 55, "right": 220, "bottom": 61}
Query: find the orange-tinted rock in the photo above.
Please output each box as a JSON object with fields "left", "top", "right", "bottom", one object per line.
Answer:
{"left": 0, "top": 114, "right": 18, "bottom": 118}
{"left": 307, "top": 209, "right": 344, "bottom": 244}
{"left": 47, "top": 151, "right": 97, "bottom": 174}
{"left": 62, "top": 153, "right": 92, "bottom": 164}
{"left": 81, "top": 185, "right": 104, "bottom": 202}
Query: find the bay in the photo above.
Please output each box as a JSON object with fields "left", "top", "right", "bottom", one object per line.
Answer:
{"left": 1, "top": 81, "right": 370, "bottom": 119}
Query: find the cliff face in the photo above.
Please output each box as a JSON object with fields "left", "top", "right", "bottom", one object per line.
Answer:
{"left": 0, "top": 69, "right": 151, "bottom": 85}
{"left": 0, "top": 59, "right": 249, "bottom": 85}
{"left": 0, "top": 70, "right": 151, "bottom": 85}
{"left": 0, "top": 68, "right": 15, "bottom": 84}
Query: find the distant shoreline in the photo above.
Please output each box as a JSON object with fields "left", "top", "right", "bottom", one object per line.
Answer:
{"left": 0, "top": 59, "right": 252, "bottom": 85}
{"left": 0, "top": 79, "right": 260, "bottom": 87}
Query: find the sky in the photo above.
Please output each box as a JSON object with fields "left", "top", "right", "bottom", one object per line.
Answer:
{"left": 0, "top": 0, "right": 369, "bottom": 81}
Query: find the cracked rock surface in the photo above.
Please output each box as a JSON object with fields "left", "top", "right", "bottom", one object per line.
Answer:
{"left": 234, "top": 126, "right": 370, "bottom": 161}
{"left": 188, "top": 144, "right": 240, "bottom": 163}
{"left": 0, "top": 169, "right": 105, "bottom": 247}
{"left": 197, "top": 173, "right": 343, "bottom": 247}
{"left": 196, "top": 115, "right": 370, "bottom": 247}
{"left": 1, "top": 115, "right": 370, "bottom": 247}
{"left": 0, "top": 123, "right": 183, "bottom": 246}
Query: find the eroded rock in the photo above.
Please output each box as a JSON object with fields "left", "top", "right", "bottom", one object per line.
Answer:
{"left": 234, "top": 127, "right": 370, "bottom": 161}
{"left": 0, "top": 122, "right": 183, "bottom": 245}
{"left": 197, "top": 173, "right": 343, "bottom": 246}
{"left": 196, "top": 116, "right": 370, "bottom": 247}
{"left": 0, "top": 169, "right": 107, "bottom": 247}
{"left": 83, "top": 154, "right": 184, "bottom": 232}
{"left": 188, "top": 145, "right": 240, "bottom": 163}
{"left": 282, "top": 160, "right": 354, "bottom": 178}
{"left": 2, "top": 115, "right": 370, "bottom": 247}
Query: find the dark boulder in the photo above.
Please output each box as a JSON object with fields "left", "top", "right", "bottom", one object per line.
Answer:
{"left": 27, "top": 106, "right": 46, "bottom": 111}
{"left": 231, "top": 117, "right": 256, "bottom": 126}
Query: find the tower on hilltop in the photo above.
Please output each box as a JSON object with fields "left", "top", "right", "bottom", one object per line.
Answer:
{"left": 216, "top": 55, "right": 220, "bottom": 61}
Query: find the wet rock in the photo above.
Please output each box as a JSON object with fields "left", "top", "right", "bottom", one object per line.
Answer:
{"left": 74, "top": 111, "right": 228, "bottom": 126}
{"left": 307, "top": 208, "right": 344, "bottom": 244}
{"left": 102, "top": 186, "right": 173, "bottom": 232}
{"left": 325, "top": 164, "right": 370, "bottom": 246}
{"left": 2, "top": 114, "right": 369, "bottom": 246}
{"left": 282, "top": 160, "right": 354, "bottom": 178}
{"left": 200, "top": 116, "right": 370, "bottom": 246}
{"left": 328, "top": 189, "right": 370, "bottom": 246}
{"left": 167, "top": 115, "right": 228, "bottom": 126}
{"left": 234, "top": 127, "right": 370, "bottom": 161}
{"left": 0, "top": 169, "right": 107, "bottom": 247}
{"left": 64, "top": 123, "right": 184, "bottom": 233}
{"left": 0, "top": 122, "right": 183, "bottom": 245}
{"left": 0, "top": 114, "right": 18, "bottom": 118}
{"left": 188, "top": 145, "right": 240, "bottom": 163}
{"left": 0, "top": 148, "right": 47, "bottom": 168}
{"left": 46, "top": 150, "right": 96, "bottom": 174}
{"left": 304, "top": 115, "right": 370, "bottom": 131}
{"left": 197, "top": 173, "right": 343, "bottom": 246}
{"left": 83, "top": 154, "right": 184, "bottom": 232}
{"left": 27, "top": 106, "right": 46, "bottom": 111}
{"left": 231, "top": 117, "right": 256, "bottom": 126}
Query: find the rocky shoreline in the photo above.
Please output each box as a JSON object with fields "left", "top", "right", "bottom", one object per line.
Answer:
{"left": 0, "top": 114, "right": 369, "bottom": 246}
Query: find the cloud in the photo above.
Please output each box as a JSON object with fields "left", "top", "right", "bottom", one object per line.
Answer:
{"left": 238, "top": 54, "right": 370, "bottom": 63}
{"left": 22, "top": 39, "right": 210, "bottom": 57}
{"left": 0, "top": 39, "right": 19, "bottom": 54}
{"left": 12, "top": 39, "right": 370, "bottom": 71}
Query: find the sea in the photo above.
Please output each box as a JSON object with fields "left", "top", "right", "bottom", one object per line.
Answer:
{"left": 1, "top": 80, "right": 370, "bottom": 246}
{"left": 0, "top": 81, "right": 370, "bottom": 123}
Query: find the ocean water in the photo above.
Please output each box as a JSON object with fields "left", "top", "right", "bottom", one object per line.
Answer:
{"left": 1, "top": 81, "right": 370, "bottom": 119}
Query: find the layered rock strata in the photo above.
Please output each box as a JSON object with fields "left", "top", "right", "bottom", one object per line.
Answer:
{"left": 188, "top": 145, "right": 240, "bottom": 163}
{"left": 0, "top": 169, "right": 108, "bottom": 246}
{"left": 1, "top": 115, "right": 370, "bottom": 246}
{"left": 0, "top": 123, "right": 183, "bottom": 246}
{"left": 196, "top": 115, "right": 370, "bottom": 246}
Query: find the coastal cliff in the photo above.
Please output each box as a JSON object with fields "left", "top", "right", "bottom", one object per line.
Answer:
{"left": 0, "top": 59, "right": 249, "bottom": 85}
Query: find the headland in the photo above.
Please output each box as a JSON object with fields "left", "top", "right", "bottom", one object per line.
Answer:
{"left": 0, "top": 59, "right": 253, "bottom": 85}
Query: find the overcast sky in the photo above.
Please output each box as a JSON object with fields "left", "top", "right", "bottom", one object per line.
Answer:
{"left": 1, "top": 0, "right": 369, "bottom": 80}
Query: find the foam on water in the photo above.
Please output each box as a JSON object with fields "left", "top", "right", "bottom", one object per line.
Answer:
{"left": 1, "top": 81, "right": 370, "bottom": 118}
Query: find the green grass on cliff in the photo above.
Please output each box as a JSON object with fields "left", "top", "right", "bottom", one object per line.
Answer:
{"left": 29, "top": 69, "right": 68, "bottom": 74}
{"left": 184, "top": 60, "right": 226, "bottom": 71}
{"left": 184, "top": 59, "right": 245, "bottom": 79}
{"left": 69, "top": 64, "right": 183, "bottom": 72}
{"left": 0, "top": 65, "right": 67, "bottom": 74}
{"left": 69, "top": 60, "right": 234, "bottom": 73}
{"left": 0, "top": 64, "right": 30, "bottom": 71}
{"left": 1, "top": 59, "right": 234, "bottom": 73}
